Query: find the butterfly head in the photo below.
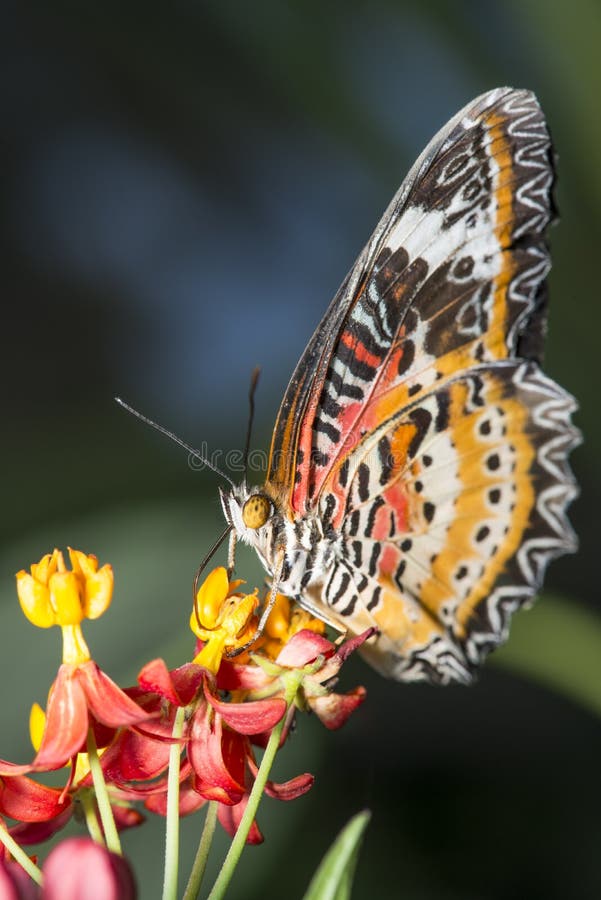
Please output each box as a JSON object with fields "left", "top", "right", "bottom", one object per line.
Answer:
{"left": 219, "top": 483, "right": 277, "bottom": 545}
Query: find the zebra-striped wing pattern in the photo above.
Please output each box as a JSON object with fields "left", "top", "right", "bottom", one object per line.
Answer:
{"left": 265, "top": 87, "right": 579, "bottom": 683}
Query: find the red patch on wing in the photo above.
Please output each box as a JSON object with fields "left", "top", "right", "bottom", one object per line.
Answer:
{"left": 340, "top": 332, "right": 381, "bottom": 370}
{"left": 379, "top": 543, "right": 400, "bottom": 575}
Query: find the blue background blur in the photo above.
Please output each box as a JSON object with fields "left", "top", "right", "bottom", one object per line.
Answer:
{"left": 2, "top": 2, "right": 600, "bottom": 898}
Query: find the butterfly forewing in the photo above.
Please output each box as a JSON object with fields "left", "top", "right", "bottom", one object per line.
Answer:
{"left": 262, "top": 87, "right": 579, "bottom": 683}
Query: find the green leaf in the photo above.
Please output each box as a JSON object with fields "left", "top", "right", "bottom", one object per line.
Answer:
{"left": 302, "top": 810, "right": 371, "bottom": 900}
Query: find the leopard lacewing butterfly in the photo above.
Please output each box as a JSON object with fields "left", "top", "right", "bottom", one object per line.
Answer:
{"left": 219, "top": 87, "right": 580, "bottom": 684}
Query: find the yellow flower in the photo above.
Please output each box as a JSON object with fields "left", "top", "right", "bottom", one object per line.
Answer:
{"left": 16, "top": 548, "right": 114, "bottom": 664}
{"left": 190, "top": 567, "right": 259, "bottom": 673}
{"left": 262, "top": 593, "right": 325, "bottom": 660}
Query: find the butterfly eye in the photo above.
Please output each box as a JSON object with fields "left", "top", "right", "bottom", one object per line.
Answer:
{"left": 242, "top": 494, "right": 272, "bottom": 530}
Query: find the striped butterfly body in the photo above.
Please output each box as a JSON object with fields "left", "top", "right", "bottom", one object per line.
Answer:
{"left": 220, "top": 87, "right": 580, "bottom": 685}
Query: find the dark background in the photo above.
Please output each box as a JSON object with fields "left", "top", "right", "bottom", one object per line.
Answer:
{"left": 2, "top": 2, "right": 600, "bottom": 898}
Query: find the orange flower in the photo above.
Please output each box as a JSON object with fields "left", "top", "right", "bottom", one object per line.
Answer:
{"left": 190, "top": 567, "right": 259, "bottom": 673}
{"left": 4, "top": 550, "right": 150, "bottom": 772}
{"left": 16, "top": 548, "right": 113, "bottom": 664}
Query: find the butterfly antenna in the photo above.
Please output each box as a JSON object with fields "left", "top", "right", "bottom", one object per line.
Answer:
{"left": 115, "top": 397, "right": 235, "bottom": 488}
{"left": 192, "top": 523, "right": 232, "bottom": 625}
{"left": 242, "top": 367, "right": 261, "bottom": 483}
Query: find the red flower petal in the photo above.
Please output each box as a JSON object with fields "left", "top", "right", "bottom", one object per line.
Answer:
{"left": 217, "top": 794, "right": 263, "bottom": 845}
{"left": 335, "top": 628, "right": 378, "bottom": 663}
{"left": 0, "top": 761, "right": 35, "bottom": 777}
{"left": 101, "top": 729, "right": 171, "bottom": 784}
{"left": 0, "top": 775, "right": 71, "bottom": 823}
{"left": 145, "top": 780, "right": 205, "bottom": 818}
{"left": 42, "top": 837, "right": 136, "bottom": 900}
{"left": 112, "top": 804, "right": 145, "bottom": 832}
{"left": 309, "top": 686, "right": 367, "bottom": 729}
{"left": 245, "top": 755, "right": 314, "bottom": 800}
{"left": 89, "top": 715, "right": 119, "bottom": 752}
{"left": 264, "top": 772, "right": 314, "bottom": 801}
{"left": 188, "top": 706, "right": 245, "bottom": 804}
{"left": 78, "top": 663, "right": 151, "bottom": 728}
{"left": 275, "top": 630, "right": 334, "bottom": 668}
{"left": 9, "top": 806, "right": 73, "bottom": 846}
{"left": 33, "top": 666, "right": 88, "bottom": 769}
{"left": 204, "top": 680, "right": 286, "bottom": 735}
{"left": 96, "top": 739, "right": 192, "bottom": 806}
{"left": 216, "top": 660, "right": 272, "bottom": 692}
{"left": 138, "top": 660, "right": 203, "bottom": 706}
{"left": 312, "top": 628, "right": 378, "bottom": 681}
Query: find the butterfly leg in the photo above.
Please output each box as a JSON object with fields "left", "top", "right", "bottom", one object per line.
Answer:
{"left": 227, "top": 528, "right": 237, "bottom": 578}
{"left": 226, "top": 546, "right": 286, "bottom": 658}
{"left": 293, "top": 591, "right": 348, "bottom": 635}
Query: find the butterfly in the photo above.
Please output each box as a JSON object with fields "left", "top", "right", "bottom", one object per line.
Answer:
{"left": 219, "top": 87, "right": 580, "bottom": 685}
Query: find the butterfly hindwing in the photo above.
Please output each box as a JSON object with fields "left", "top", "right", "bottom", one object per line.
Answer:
{"left": 315, "top": 361, "right": 578, "bottom": 682}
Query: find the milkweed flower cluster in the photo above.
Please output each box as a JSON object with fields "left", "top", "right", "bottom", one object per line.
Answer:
{"left": 0, "top": 548, "right": 373, "bottom": 897}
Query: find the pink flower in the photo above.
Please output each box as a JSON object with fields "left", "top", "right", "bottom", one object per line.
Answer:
{"left": 42, "top": 838, "right": 136, "bottom": 899}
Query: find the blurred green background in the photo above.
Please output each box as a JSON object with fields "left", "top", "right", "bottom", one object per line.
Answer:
{"left": 2, "top": 2, "right": 600, "bottom": 897}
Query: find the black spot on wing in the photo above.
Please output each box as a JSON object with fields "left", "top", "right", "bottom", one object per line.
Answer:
{"left": 321, "top": 494, "right": 336, "bottom": 526}
{"left": 373, "top": 245, "right": 410, "bottom": 296}
{"left": 311, "top": 449, "right": 330, "bottom": 467}
{"left": 340, "top": 593, "right": 359, "bottom": 616}
{"left": 321, "top": 393, "right": 342, "bottom": 419}
{"left": 314, "top": 419, "right": 341, "bottom": 443}
{"left": 348, "top": 509, "right": 361, "bottom": 536}
{"left": 330, "top": 571, "right": 351, "bottom": 606}
{"left": 476, "top": 525, "right": 490, "bottom": 542}
{"left": 357, "top": 463, "right": 370, "bottom": 502}
{"left": 407, "top": 407, "right": 433, "bottom": 459}
{"left": 435, "top": 391, "right": 450, "bottom": 432}
{"left": 338, "top": 458, "right": 350, "bottom": 488}
{"left": 423, "top": 501, "right": 436, "bottom": 523}
{"left": 327, "top": 368, "right": 364, "bottom": 401}
{"left": 397, "top": 339, "right": 415, "bottom": 377}
{"left": 366, "top": 496, "right": 386, "bottom": 537}
{"left": 470, "top": 374, "right": 486, "bottom": 408}
{"left": 367, "top": 585, "right": 381, "bottom": 611}
{"left": 368, "top": 542, "right": 381, "bottom": 576}
{"left": 486, "top": 453, "right": 500, "bottom": 472}
{"left": 378, "top": 436, "right": 394, "bottom": 485}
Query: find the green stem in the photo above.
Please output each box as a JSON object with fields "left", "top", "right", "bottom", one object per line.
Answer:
{"left": 87, "top": 728, "right": 121, "bottom": 855}
{"left": 80, "top": 788, "right": 104, "bottom": 845}
{"left": 182, "top": 801, "right": 219, "bottom": 900}
{"left": 207, "top": 673, "right": 302, "bottom": 900}
{"left": 0, "top": 823, "right": 43, "bottom": 886}
{"left": 162, "top": 705, "right": 187, "bottom": 900}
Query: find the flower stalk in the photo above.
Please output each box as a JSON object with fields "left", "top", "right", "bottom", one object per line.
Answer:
{"left": 206, "top": 670, "right": 304, "bottom": 900}
{"left": 162, "top": 704, "right": 187, "bottom": 900}
{"left": 0, "top": 822, "right": 43, "bottom": 886}
{"left": 87, "top": 728, "right": 121, "bottom": 855}
{"left": 182, "top": 801, "right": 218, "bottom": 900}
